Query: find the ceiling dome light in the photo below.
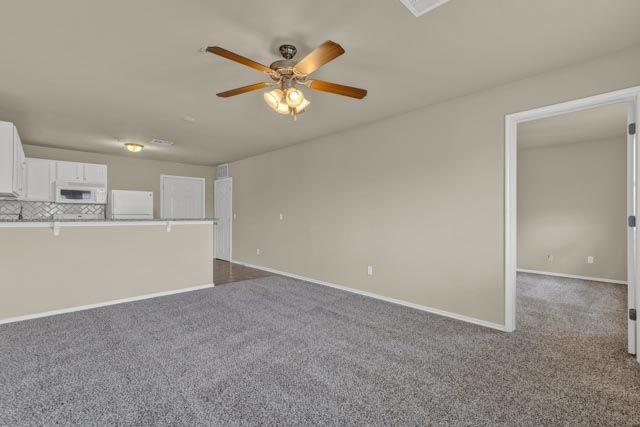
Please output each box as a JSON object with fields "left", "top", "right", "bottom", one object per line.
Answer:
{"left": 125, "top": 143, "right": 143, "bottom": 153}
{"left": 285, "top": 88, "right": 304, "bottom": 108}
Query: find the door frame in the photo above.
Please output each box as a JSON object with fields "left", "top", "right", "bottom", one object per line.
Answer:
{"left": 160, "top": 174, "right": 206, "bottom": 219}
{"left": 214, "top": 177, "right": 232, "bottom": 261}
{"left": 504, "top": 85, "right": 640, "bottom": 360}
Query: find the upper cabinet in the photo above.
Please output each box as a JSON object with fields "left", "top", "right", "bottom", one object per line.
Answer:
{"left": 55, "top": 161, "right": 107, "bottom": 185}
{"left": 0, "top": 121, "right": 26, "bottom": 198}
{"left": 1, "top": 121, "right": 108, "bottom": 201}
{"left": 55, "top": 161, "right": 82, "bottom": 182}
{"left": 82, "top": 163, "right": 107, "bottom": 185}
{"left": 25, "top": 158, "right": 55, "bottom": 201}
{"left": 24, "top": 159, "right": 107, "bottom": 202}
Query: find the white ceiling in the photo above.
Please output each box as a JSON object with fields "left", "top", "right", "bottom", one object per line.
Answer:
{"left": 1, "top": 0, "right": 639, "bottom": 165}
{"left": 518, "top": 103, "right": 628, "bottom": 149}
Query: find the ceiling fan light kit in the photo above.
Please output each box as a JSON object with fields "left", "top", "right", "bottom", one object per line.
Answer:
{"left": 263, "top": 88, "right": 309, "bottom": 116}
{"left": 207, "top": 41, "right": 367, "bottom": 119}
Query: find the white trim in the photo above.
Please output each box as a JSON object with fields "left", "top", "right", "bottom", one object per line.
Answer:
{"left": 160, "top": 174, "right": 206, "bottom": 219}
{"left": 214, "top": 177, "right": 232, "bottom": 261}
{"left": 505, "top": 85, "right": 640, "bottom": 360}
{"left": 232, "top": 260, "right": 508, "bottom": 332}
{"left": 507, "top": 86, "right": 640, "bottom": 123}
{"left": 516, "top": 269, "right": 627, "bottom": 285}
{"left": 0, "top": 283, "right": 215, "bottom": 325}
{"left": 504, "top": 113, "right": 517, "bottom": 332}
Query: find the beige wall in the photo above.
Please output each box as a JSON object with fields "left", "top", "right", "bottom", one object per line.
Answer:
{"left": 0, "top": 224, "right": 213, "bottom": 320}
{"left": 23, "top": 145, "right": 217, "bottom": 218}
{"left": 517, "top": 138, "right": 627, "bottom": 281}
{"left": 229, "top": 44, "right": 640, "bottom": 326}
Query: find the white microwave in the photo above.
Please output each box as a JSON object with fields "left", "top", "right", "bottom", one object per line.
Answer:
{"left": 55, "top": 182, "right": 107, "bottom": 204}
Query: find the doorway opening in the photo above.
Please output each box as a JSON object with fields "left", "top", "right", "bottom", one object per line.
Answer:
{"left": 505, "top": 86, "right": 640, "bottom": 362}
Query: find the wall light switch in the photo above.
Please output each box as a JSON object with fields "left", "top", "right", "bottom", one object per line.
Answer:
{"left": 256, "top": 248, "right": 260, "bottom": 255}
{"left": 279, "top": 213, "right": 284, "bottom": 220}
{"left": 233, "top": 213, "right": 237, "bottom": 220}
{"left": 367, "top": 265, "right": 373, "bottom": 276}
{"left": 587, "top": 256, "right": 594, "bottom": 264}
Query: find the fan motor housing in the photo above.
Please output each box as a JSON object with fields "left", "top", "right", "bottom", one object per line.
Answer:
{"left": 269, "top": 59, "right": 297, "bottom": 74}
{"left": 271, "top": 44, "right": 299, "bottom": 76}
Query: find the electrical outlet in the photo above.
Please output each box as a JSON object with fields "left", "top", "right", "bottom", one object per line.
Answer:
{"left": 367, "top": 265, "right": 373, "bottom": 276}
{"left": 547, "top": 254, "right": 554, "bottom": 262}
{"left": 279, "top": 213, "right": 284, "bottom": 220}
{"left": 587, "top": 256, "right": 594, "bottom": 264}
{"left": 256, "top": 248, "right": 260, "bottom": 255}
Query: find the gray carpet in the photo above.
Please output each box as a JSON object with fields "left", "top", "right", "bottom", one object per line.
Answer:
{"left": 1, "top": 273, "right": 639, "bottom": 425}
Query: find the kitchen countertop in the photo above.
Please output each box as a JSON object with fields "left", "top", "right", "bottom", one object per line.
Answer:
{"left": 0, "top": 218, "right": 216, "bottom": 232}
{"left": 0, "top": 217, "right": 217, "bottom": 223}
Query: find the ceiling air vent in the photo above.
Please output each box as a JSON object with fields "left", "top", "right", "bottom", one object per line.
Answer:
{"left": 148, "top": 138, "right": 175, "bottom": 147}
{"left": 217, "top": 164, "right": 229, "bottom": 179}
{"left": 399, "top": 0, "right": 450, "bottom": 17}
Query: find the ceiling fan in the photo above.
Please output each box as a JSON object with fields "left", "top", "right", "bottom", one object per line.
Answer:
{"left": 207, "top": 41, "right": 367, "bottom": 118}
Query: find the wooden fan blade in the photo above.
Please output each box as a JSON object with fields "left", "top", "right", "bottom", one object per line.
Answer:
{"left": 217, "top": 82, "right": 270, "bottom": 98}
{"left": 207, "top": 46, "right": 274, "bottom": 75}
{"left": 307, "top": 80, "right": 367, "bottom": 99}
{"left": 293, "top": 41, "right": 345, "bottom": 75}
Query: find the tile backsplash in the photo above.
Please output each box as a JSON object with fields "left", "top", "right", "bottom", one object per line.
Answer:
{"left": 0, "top": 200, "right": 105, "bottom": 220}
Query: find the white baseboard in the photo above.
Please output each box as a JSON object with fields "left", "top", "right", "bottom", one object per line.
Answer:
{"left": 232, "top": 260, "right": 508, "bottom": 332}
{"left": 517, "top": 269, "right": 627, "bottom": 285}
{"left": 0, "top": 283, "right": 216, "bottom": 325}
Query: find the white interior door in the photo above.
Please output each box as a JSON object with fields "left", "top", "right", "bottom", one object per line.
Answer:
{"left": 214, "top": 178, "right": 232, "bottom": 261}
{"left": 633, "top": 96, "right": 640, "bottom": 359}
{"left": 161, "top": 175, "right": 205, "bottom": 219}
{"left": 628, "top": 100, "right": 637, "bottom": 355}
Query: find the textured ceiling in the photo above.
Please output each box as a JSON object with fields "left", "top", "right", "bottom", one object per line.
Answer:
{"left": 518, "top": 103, "right": 628, "bottom": 149}
{"left": 1, "top": 0, "right": 639, "bottom": 165}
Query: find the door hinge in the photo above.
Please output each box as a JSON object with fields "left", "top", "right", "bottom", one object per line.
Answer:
{"left": 630, "top": 123, "right": 636, "bottom": 135}
{"left": 629, "top": 215, "right": 636, "bottom": 227}
{"left": 630, "top": 309, "right": 637, "bottom": 321}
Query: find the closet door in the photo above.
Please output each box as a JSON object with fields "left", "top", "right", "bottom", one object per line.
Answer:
{"left": 160, "top": 175, "right": 205, "bottom": 219}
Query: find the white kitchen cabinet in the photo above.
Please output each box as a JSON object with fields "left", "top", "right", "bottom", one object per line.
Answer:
{"left": 0, "top": 121, "right": 26, "bottom": 198}
{"left": 56, "top": 161, "right": 82, "bottom": 182}
{"left": 55, "top": 161, "right": 107, "bottom": 185}
{"left": 25, "top": 158, "right": 55, "bottom": 201}
{"left": 83, "top": 163, "right": 107, "bottom": 184}
{"left": 14, "top": 132, "right": 26, "bottom": 198}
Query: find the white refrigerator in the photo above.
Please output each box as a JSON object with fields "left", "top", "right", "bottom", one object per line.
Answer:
{"left": 107, "top": 190, "right": 154, "bottom": 219}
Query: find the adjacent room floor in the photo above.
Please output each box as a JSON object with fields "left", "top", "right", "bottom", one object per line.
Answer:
{"left": 1, "top": 272, "right": 638, "bottom": 425}
{"left": 213, "top": 259, "right": 274, "bottom": 285}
